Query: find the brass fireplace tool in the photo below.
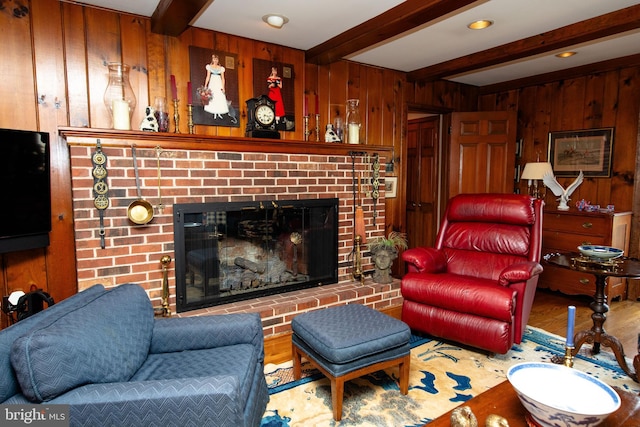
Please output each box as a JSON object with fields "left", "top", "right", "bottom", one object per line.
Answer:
{"left": 154, "top": 255, "right": 172, "bottom": 317}
{"left": 353, "top": 235, "right": 364, "bottom": 284}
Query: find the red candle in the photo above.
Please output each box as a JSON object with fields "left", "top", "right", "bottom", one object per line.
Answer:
{"left": 187, "top": 81, "right": 192, "bottom": 104}
{"left": 170, "top": 75, "right": 177, "bottom": 100}
{"left": 315, "top": 94, "right": 319, "bottom": 115}
{"left": 304, "top": 95, "right": 308, "bottom": 116}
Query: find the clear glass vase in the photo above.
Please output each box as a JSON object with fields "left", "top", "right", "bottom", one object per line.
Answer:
{"left": 333, "top": 115, "right": 344, "bottom": 142}
{"left": 103, "top": 63, "right": 136, "bottom": 130}
{"left": 154, "top": 96, "right": 169, "bottom": 132}
{"left": 345, "top": 99, "right": 361, "bottom": 144}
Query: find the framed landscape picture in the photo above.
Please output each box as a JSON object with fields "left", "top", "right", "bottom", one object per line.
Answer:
{"left": 384, "top": 177, "right": 398, "bottom": 198}
{"left": 548, "top": 128, "right": 614, "bottom": 177}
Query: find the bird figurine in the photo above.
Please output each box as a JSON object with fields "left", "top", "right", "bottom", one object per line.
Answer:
{"left": 450, "top": 406, "right": 478, "bottom": 427}
{"left": 542, "top": 170, "right": 584, "bottom": 211}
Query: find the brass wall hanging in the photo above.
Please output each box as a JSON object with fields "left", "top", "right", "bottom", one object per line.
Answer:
{"left": 127, "top": 145, "right": 154, "bottom": 225}
{"left": 155, "top": 146, "right": 164, "bottom": 213}
{"left": 91, "top": 139, "right": 109, "bottom": 249}
{"left": 371, "top": 153, "right": 380, "bottom": 225}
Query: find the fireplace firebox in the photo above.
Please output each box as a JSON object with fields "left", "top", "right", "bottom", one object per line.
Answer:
{"left": 173, "top": 198, "right": 339, "bottom": 312}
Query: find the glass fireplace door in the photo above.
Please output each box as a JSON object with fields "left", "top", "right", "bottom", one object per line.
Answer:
{"left": 174, "top": 199, "right": 338, "bottom": 312}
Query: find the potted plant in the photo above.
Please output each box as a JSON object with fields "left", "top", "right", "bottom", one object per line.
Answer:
{"left": 367, "top": 231, "right": 408, "bottom": 284}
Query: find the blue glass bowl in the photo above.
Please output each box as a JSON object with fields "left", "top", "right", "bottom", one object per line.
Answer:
{"left": 577, "top": 245, "right": 623, "bottom": 260}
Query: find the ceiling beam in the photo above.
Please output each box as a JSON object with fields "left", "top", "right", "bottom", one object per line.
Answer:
{"left": 407, "top": 5, "right": 640, "bottom": 82}
{"left": 305, "top": 0, "right": 479, "bottom": 65}
{"left": 478, "top": 53, "right": 640, "bottom": 95}
{"left": 151, "top": 0, "right": 210, "bottom": 36}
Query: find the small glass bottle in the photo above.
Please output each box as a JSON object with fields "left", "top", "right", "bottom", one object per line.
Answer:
{"left": 154, "top": 96, "right": 169, "bottom": 132}
{"left": 103, "top": 63, "right": 136, "bottom": 130}
{"left": 345, "top": 99, "right": 361, "bottom": 144}
{"left": 333, "top": 115, "right": 344, "bottom": 142}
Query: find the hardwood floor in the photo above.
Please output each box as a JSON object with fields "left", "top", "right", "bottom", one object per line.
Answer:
{"left": 528, "top": 288, "right": 640, "bottom": 359}
{"left": 264, "top": 288, "right": 639, "bottom": 365}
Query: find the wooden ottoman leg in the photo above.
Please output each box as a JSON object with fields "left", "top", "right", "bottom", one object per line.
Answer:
{"left": 292, "top": 342, "right": 302, "bottom": 380}
{"left": 398, "top": 354, "right": 411, "bottom": 395}
{"left": 331, "top": 376, "right": 345, "bottom": 421}
{"left": 291, "top": 305, "right": 411, "bottom": 421}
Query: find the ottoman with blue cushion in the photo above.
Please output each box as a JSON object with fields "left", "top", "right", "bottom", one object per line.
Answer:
{"left": 291, "top": 303, "right": 411, "bottom": 421}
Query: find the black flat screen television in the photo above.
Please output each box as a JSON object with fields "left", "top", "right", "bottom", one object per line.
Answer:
{"left": 0, "top": 129, "right": 51, "bottom": 254}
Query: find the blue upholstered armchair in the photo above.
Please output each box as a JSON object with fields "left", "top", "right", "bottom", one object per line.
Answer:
{"left": 1, "top": 284, "right": 268, "bottom": 426}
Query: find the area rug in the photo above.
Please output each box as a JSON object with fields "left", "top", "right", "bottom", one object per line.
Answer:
{"left": 260, "top": 326, "right": 639, "bottom": 426}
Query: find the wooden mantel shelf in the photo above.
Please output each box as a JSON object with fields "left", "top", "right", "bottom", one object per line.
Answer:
{"left": 59, "top": 127, "right": 392, "bottom": 156}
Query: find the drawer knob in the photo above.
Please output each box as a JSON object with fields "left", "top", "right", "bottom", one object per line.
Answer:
{"left": 579, "top": 278, "right": 590, "bottom": 285}
{"left": 582, "top": 222, "right": 593, "bottom": 229}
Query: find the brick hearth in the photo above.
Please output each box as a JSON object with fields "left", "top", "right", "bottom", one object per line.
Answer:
{"left": 63, "top": 129, "right": 398, "bottom": 337}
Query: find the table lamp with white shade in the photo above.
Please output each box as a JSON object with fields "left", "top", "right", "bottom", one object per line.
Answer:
{"left": 521, "top": 162, "right": 553, "bottom": 199}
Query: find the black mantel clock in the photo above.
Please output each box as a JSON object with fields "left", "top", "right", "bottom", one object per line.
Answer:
{"left": 245, "top": 95, "right": 280, "bottom": 139}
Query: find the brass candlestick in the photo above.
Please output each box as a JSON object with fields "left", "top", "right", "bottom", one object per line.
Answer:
{"left": 551, "top": 344, "right": 576, "bottom": 367}
{"left": 172, "top": 99, "right": 180, "bottom": 133}
{"left": 303, "top": 115, "right": 311, "bottom": 141}
{"left": 315, "top": 113, "right": 320, "bottom": 142}
{"left": 563, "top": 345, "right": 575, "bottom": 368}
{"left": 187, "top": 104, "right": 194, "bottom": 134}
{"left": 160, "top": 255, "right": 172, "bottom": 317}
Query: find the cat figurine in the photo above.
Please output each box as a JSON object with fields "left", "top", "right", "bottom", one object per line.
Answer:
{"left": 227, "top": 100, "right": 238, "bottom": 124}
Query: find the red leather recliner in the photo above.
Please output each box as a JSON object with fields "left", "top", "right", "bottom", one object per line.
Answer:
{"left": 401, "top": 193, "right": 544, "bottom": 354}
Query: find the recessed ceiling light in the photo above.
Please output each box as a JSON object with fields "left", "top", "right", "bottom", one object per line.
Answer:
{"left": 555, "top": 51, "right": 577, "bottom": 58}
{"left": 262, "top": 14, "right": 289, "bottom": 29}
{"left": 467, "top": 20, "right": 493, "bottom": 30}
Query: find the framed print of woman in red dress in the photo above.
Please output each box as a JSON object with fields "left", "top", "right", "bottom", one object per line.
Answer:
{"left": 253, "top": 59, "right": 295, "bottom": 131}
{"left": 267, "top": 67, "right": 285, "bottom": 124}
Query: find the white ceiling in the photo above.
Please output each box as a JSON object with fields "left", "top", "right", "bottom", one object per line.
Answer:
{"left": 72, "top": 0, "right": 640, "bottom": 87}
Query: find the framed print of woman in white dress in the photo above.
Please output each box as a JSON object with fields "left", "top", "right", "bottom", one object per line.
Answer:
{"left": 188, "top": 46, "right": 239, "bottom": 128}
{"left": 203, "top": 54, "right": 229, "bottom": 119}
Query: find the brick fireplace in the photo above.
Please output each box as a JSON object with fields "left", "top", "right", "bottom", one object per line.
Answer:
{"left": 62, "top": 129, "right": 401, "bottom": 337}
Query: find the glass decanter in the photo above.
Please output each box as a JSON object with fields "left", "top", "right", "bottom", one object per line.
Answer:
{"left": 345, "top": 99, "right": 361, "bottom": 144}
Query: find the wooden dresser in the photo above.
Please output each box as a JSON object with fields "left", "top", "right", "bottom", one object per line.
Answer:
{"left": 540, "top": 208, "right": 632, "bottom": 301}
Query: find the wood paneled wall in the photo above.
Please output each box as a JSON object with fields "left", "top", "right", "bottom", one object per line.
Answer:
{"left": 0, "top": 0, "right": 76, "bottom": 322}
{"left": 0, "top": 1, "right": 475, "bottom": 315}
{"left": 478, "top": 68, "right": 640, "bottom": 256}
{"left": 5, "top": 1, "right": 636, "bottom": 315}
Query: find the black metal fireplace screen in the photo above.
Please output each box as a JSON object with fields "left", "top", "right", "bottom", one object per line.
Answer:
{"left": 173, "top": 198, "right": 338, "bottom": 312}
